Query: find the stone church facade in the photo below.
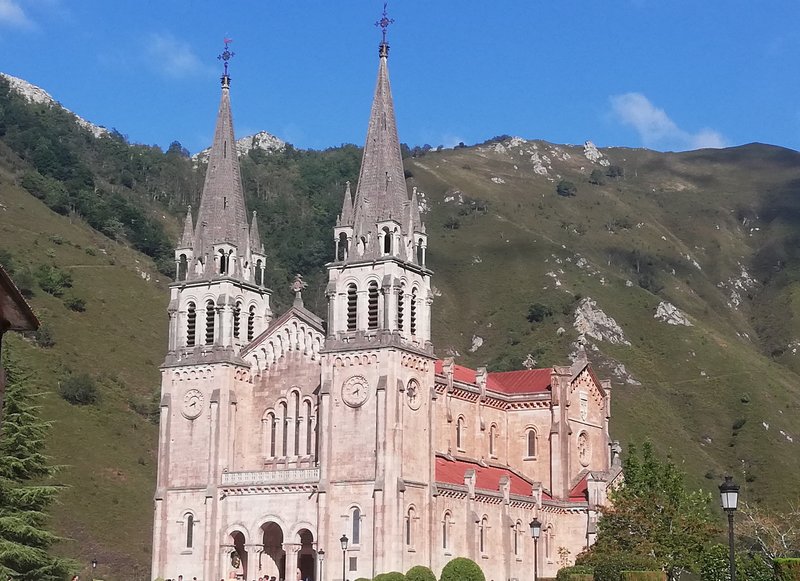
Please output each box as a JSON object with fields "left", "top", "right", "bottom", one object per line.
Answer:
{"left": 151, "top": 35, "right": 622, "bottom": 581}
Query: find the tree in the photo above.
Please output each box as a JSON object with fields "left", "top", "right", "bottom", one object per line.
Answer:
{"left": 737, "top": 500, "right": 800, "bottom": 562}
{"left": 557, "top": 180, "right": 577, "bottom": 197}
{"left": 440, "top": 558, "right": 485, "bottom": 581}
{"left": 0, "top": 351, "right": 73, "bottom": 580}
{"left": 527, "top": 302, "right": 554, "bottom": 323}
{"left": 589, "top": 169, "right": 606, "bottom": 185}
{"left": 58, "top": 373, "right": 98, "bottom": 405}
{"left": 578, "top": 442, "right": 718, "bottom": 581}
{"left": 606, "top": 165, "right": 625, "bottom": 179}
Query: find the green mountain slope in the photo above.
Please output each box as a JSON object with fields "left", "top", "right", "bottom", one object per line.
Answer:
{"left": 3, "top": 76, "right": 800, "bottom": 577}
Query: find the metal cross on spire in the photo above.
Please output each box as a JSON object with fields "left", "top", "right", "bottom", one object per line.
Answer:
{"left": 375, "top": 2, "right": 394, "bottom": 46}
{"left": 218, "top": 38, "right": 235, "bottom": 78}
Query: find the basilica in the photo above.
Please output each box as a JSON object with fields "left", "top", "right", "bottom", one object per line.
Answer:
{"left": 151, "top": 30, "right": 621, "bottom": 581}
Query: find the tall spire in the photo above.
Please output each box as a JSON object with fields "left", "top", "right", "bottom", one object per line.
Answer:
{"left": 249, "top": 210, "right": 263, "bottom": 253}
{"left": 179, "top": 205, "right": 194, "bottom": 248}
{"left": 351, "top": 4, "right": 408, "bottom": 250}
{"left": 192, "top": 40, "right": 249, "bottom": 265}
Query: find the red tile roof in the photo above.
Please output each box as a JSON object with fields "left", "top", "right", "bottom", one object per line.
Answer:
{"left": 435, "top": 360, "right": 551, "bottom": 395}
{"left": 569, "top": 474, "right": 589, "bottom": 501}
{"left": 435, "top": 455, "right": 535, "bottom": 497}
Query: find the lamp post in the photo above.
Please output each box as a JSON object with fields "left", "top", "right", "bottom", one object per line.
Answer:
{"left": 529, "top": 518, "right": 542, "bottom": 581}
{"left": 318, "top": 549, "right": 325, "bottom": 581}
{"left": 340, "top": 535, "right": 349, "bottom": 581}
{"left": 719, "top": 476, "right": 739, "bottom": 581}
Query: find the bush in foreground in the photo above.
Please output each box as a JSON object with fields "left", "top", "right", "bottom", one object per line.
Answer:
{"left": 440, "top": 557, "right": 485, "bottom": 581}
{"left": 406, "top": 565, "right": 436, "bottom": 581}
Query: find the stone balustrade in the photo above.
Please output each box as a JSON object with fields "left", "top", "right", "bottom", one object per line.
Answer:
{"left": 221, "top": 467, "right": 320, "bottom": 486}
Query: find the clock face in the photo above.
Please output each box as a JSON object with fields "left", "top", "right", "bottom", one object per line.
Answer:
{"left": 182, "top": 388, "right": 204, "bottom": 420}
{"left": 341, "top": 376, "right": 370, "bottom": 408}
{"left": 406, "top": 378, "right": 422, "bottom": 411}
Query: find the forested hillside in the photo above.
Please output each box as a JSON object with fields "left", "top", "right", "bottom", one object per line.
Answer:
{"left": 2, "top": 75, "right": 800, "bottom": 578}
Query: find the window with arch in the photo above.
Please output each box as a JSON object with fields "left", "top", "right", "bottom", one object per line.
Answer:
{"left": 352, "top": 507, "right": 361, "bottom": 545}
{"left": 513, "top": 521, "right": 522, "bottom": 557}
{"left": 442, "top": 511, "right": 451, "bottom": 550}
{"left": 233, "top": 301, "right": 242, "bottom": 339}
{"left": 255, "top": 259, "right": 263, "bottom": 286}
{"left": 280, "top": 402, "right": 288, "bottom": 457}
{"left": 305, "top": 400, "right": 313, "bottom": 456}
{"left": 405, "top": 507, "right": 415, "bottom": 547}
{"left": 367, "top": 281, "right": 379, "bottom": 330}
{"left": 218, "top": 249, "right": 227, "bottom": 274}
{"left": 266, "top": 412, "right": 277, "bottom": 457}
{"left": 456, "top": 417, "right": 465, "bottom": 451}
{"left": 382, "top": 226, "right": 391, "bottom": 255}
{"left": 337, "top": 232, "right": 348, "bottom": 261}
{"left": 489, "top": 424, "right": 497, "bottom": 457}
{"left": 185, "top": 513, "right": 194, "bottom": 549}
{"left": 247, "top": 306, "right": 256, "bottom": 341}
{"left": 526, "top": 428, "right": 538, "bottom": 458}
{"left": 545, "top": 524, "right": 554, "bottom": 561}
{"left": 186, "top": 302, "right": 196, "bottom": 347}
{"left": 410, "top": 288, "right": 418, "bottom": 335}
{"left": 205, "top": 300, "right": 216, "bottom": 345}
{"left": 346, "top": 284, "right": 358, "bottom": 331}
{"left": 293, "top": 392, "right": 301, "bottom": 456}
{"left": 416, "top": 239, "right": 424, "bottom": 265}
{"left": 397, "top": 288, "right": 405, "bottom": 331}
{"left": 177, "top": 254, "right": 188, "bottom": 281}
{"left": 479, "top": 516, "right": 488, "bottom": 554}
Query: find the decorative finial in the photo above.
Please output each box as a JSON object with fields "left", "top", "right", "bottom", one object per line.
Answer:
{"left": 218, "top": 38, "right": 235, "bottom": 85}
{"left": 375, "top": 2, "right": 394, "bottom": 56}
{"left": 290, "top": 273, "right": 308, "bottom": 308}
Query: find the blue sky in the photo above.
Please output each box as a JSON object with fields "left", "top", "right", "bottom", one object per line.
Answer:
{"left": 1, "top": 0, "right": 798, "bottom": 154}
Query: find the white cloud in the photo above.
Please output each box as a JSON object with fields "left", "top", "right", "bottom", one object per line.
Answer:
{"left": 610, "top": 92, "right": 727, "bottom": 151}
{"left": 146, "top": 33, "right": 209, "bottom": 79}
{"left": 0, "top": 0, "right": 32, "bottom": 28}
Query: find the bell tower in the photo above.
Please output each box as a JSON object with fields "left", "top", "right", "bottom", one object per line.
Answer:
{"left": 318, "top": 17, "right": 436, "bottom": 577}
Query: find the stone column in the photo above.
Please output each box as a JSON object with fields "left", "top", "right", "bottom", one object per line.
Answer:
{"left": 283, "top": 543, "right": 302, "bottom": 581}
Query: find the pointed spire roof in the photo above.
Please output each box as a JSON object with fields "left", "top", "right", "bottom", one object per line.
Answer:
{"left": 192, "top": 72, "right": 249, "bottom": 261}
{"left": 351, "top": 40, "right": 409, "bottom": 241}
{"left": 179, "top": 205, "right": 194, "bottom": 248}
{"left": 339, "top": 180, "right": 354, "bottom": 226}
{"left": 249, "top": 210, "right": 264, "bottom": 253}
{"left": 408, "top": 186, "right": 422, "bottom": 233}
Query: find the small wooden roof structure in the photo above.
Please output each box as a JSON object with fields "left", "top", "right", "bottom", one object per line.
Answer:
{"left": 0, "top": 266, "right": 39, "bottom": 332}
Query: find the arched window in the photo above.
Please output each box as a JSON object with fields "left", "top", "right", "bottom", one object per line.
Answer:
{"left": 338, "top": 232, "right": 348, "bottom": 261}
{"left": 293, "top": 392, "right": 301, "bottom": 456}
{"left": 456, "top": 417, "right": 465, "bottom": 450}
{"left": 416, "top": 239, "right": 424, "bottom": 265}
{"left": 442, "top": 511, "right": 451, "bottom": 550}
{"left": 382, "top": 226, "right": 391, "bottom": 255}
{"left": 367, "top": 281, "right": 379, "bottom": 330}
{"left": 514, "top": 521, "right": 522, "bottom": 557}
{"left": 526, "top": 428, "right": 537, "bottom": 458}
{"left": 186, "top": 302, "right": 196, "bottom": 347}
{"left": 352, "top": 507, "right": 361, "bottom": 545}
{"left": 405, "top": 507, "right": 415, "bottom": 546}
{"left": 248, "top": 306, "right": 256, "bottom": 341}
{"left": 397, "top": 288, "right": 404, "bottom": 331}
{"left": 280, "top": 402, "right": 288, "bottom": 457}
{"left": 178, "top": 254, "right": 188, "bottom": 281}
{"left": 205, "top": 300, "right": 216, "bottom": 345}
{"left": 346, "top": 284, "right": 358, "bottom": 331}
{"left": 410, "top": 288, "right": 418, "bottom": 335}
{"left": 255, "top": 259, "right": 263, "bottom": 286}
{"left": 233, "top": 301, "right": 242, "bottom": 339}
{"left": 185, "top": 513, "right": 194, "bottom": 549}
{"left": 219, "top": 249, "right": 227, "bottom": 274}
{"left": 305, "top": 401, "right": 314, "bottom": 455}
{"left": 479, "top": 516, "right": 488, "bottom": 554}
{"left": 266, "top": 412, "right": 276, "bottom": 457}
{"left": 545, "top": 524, "right": 554, "bottom": 560}
{"left": 489, "top": 424, "right": 497, "bottom": 457}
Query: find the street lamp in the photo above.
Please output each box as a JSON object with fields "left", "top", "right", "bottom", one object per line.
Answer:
{"left": 318, "top": 549, "right": 325, "bottom": 581}
{"left": 340, "top": 535, "right": 349, "bottom": 581}
{"left": 719, "top": 476, "right": 740, "bottom": 581}
{"left": 529, "top": 518, "right": 542, "bottom": 581}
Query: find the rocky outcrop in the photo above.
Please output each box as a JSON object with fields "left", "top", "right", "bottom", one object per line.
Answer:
{"left": 193, "top": 130, "right": 285, "bottom": 163}
{"left": 573, "top": 298, "right": 630, "bottom": 345}
{"left": 583, "top": 141, "right": 610, "bottom": 167}
{"left": 654, "top": 301, "right": 693, "bottom": 326}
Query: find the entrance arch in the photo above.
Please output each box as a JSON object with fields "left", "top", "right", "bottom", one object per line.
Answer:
{"left": 230, "top": 530, "right": 248, "bottom": 579}
{"left": 261, "top": 521, "right": 286, "bottom": 580}
{"left": 296, "top": 528, "right": 316, "bottom": 581}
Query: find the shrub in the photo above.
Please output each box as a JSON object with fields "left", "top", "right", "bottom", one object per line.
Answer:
{"left": 606, "top": 165, "right": 625, "bottom": 179}
{"left": 557, "top": 180, "right": 577, "bottom": 197}
{"left": 557, "top": 565, "right": 594, "bottom": 581}
{"left": 443, "top": 216, "right": 461, "bottom": 230}
{"left": 440, "top": 557, "right": 485, "bottom": 581}
{"left": 406, "top": 566, "right": 436, "bottom": 581}
{"left": 13, "top": 268, "right": 36, "bottom": 298}
{"left": 620, "top": 573, "right": 664, "bottom": 581}
{"left": 577, "top": 552, "right": 658, "bottom": 581}
{"left": 34, "top": 324, "right": 55, "bottom": 348}
{"left": 774, "top": 559, "right": 800, "bottom": 581}
{"left": 528, "top": 302, "right": 554, "bottom": 323}
{"left": 65, "top": 296, "right": 87, "bottom": 312}
{"left": 35, "top": 264, "right": 73, "bottom": 297}
{"left": 59, "top": 373, "right": 98, "bottom": 405}
{"left": 354, "top": 578, "right": 371, "bottom": 581}
{"left": 374, "top": 572, "right": 405, "bottom": 581}
{"left": 588, "top": 169, "right": 606, "bottom": 185}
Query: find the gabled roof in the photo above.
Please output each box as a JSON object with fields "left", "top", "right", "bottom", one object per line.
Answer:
{"left": 569, "top": 473, "right": 589, "bottom": 501}
{"left": 0, "top": 266, "right": 38, "bottom": 332}
{"left": 435, "top": 360, "right": 552, "bottom": 395}
{"left": 435, "top": 455, "right": 546, "bottom": 498}
{"left": 240, "top": 304, "right": 324, "bottom": 357}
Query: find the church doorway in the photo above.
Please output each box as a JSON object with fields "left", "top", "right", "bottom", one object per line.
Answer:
{"left": 261, "top": 521, "right": 286, "bottom": 580}
{"left": 297, "top": 528, "right": 316, "bottom": 581}
{"left": 230, "top": 530, "right": 248, "bottom": 579}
